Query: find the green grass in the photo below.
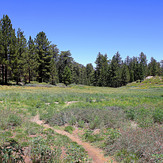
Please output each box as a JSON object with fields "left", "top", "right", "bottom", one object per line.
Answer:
{"left": 0, "top": 78, "right": 162, "bottom": 162}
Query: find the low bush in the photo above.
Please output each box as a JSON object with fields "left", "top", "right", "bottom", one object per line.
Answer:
{"left": 78, "top": 120, "right": 85, "bottom": 128}
{"left": 65, "top": 142, "right": 89, "bottom": 162}
{"left": 82, "top": 130, "right": 103, "bottom": 143}
{"left": 64, "top": 126, "right": 74, "bottom": 134}
{"left": 104, "top": 128, "right": 121, "bottom": 145}
{"left": 134, "top": 108, "right": 154, "bottom": 127}
{"left": 0, "top": 139, "right": 24, "bottom": 162}
{"left": 24, "top": 121, "right": 44, "bottom": 135}
{"left": 8, "top": 114, "right": 22, "bottom": 127}
{"left": 105, "top": 126, "right": 163, "bottom": 162}
{"left": 153, "top": 108, "right": 163, "bottom": 123}
{"left": 29, "top": 136, "right": 61, "bottom": 162}
{"left": 0, "top": 110, "right": 22, "bottom": 129}
{"left": 47, "top": 107, "right": 126, "bottom": 129}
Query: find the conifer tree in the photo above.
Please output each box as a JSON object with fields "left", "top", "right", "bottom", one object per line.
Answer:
{"left": 0, "top": 21, "right": 4, "bottom": 83}
{"left": 138, "top": 52, "right": 147, "bottom": 80}
{"left": 71, "top": 62, "right": 81, "bottom": 84}
{"left": 148, "top": 57, "right": 161, "bottom": 76}
{"left": 49, "top": 44, "right": 59, "bottom": 85}
{"left": 62, "top": 66, "right": 72, "bottom": 86}
{"left": 132, "top": 57, "right": 140, "bottom": 81}
{"left": 148, "top": 57, "right": 157, "bottom": 76}
{"left": 11, "top": 28, "right": 27, "bottom": 84}
{"left": 58, "top": 51, "right": 73, "bottom": 83}
{"left": 110, "top": 52, "right": 122, "bottom": 87}
{"left": 95, "top": 53, "right": 108, "bottom": 86}
{"left": 35, "top": 31, "right": 51, "bottom": 83}
{"left": 26, "top": 36, "right": 38, "bottom": 83}
{"left": 160, "top": 60, "right": 163, "bottom": 76}
{"left": 0, "top": 15, "right": 16, "bottom": 84}
{"left": 125, "top": 56, "right": 134, "bottom": 82}
{"left": 86, "top": 63, "right": 94, "bottom": 85}
{"left": 80, "top": 65, "right": 87, "bottom": 85}
{"left": 121, "top": 63, "right": 130, "bottom": 86}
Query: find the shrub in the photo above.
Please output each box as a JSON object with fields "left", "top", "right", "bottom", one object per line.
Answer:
{"left": 0, "top": 139, "right": 24, "bottom": 162}
{"left": 64, "top": 126, "right": 74, "bottom": 134}
{"left": 65, "top": 142, "right": 89, "bottom": 162}
{"left": 104, "top": 128, "right": 121, "bottom": 145}
{"left": 24, "top": 121, "right": 44, "bottom": 135}
{"left": 105, "top": 126, "right": 163, "bottom": 162}
{"left": 153, "top": 108, "right": 163, "bottom": 123}
{"left": 125, "top": 108, "right": 135, "bottom": 120}
{"left": 135, "top": 108, "right": 154, "bottom": 127}
{"left": 48, "top": 107, "right": 126, "bottom": 129}
{"left": 29, "top": 137, "right": 60, "bottom": 162}
{"left": 8, "top": 114, "right": 22, "bottom": 127}
{"left": 78, "top": 120, "right": 85, "bottom": 128}
{"left": 82, "top": 130, "right": 103, "bottom": 143}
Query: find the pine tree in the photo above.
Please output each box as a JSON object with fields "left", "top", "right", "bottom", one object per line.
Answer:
{"left": 110, "top": 52, "right": 122, "bottom": 87}
{"left": 49, "top": 44, "right": 59, "bottom": 85}
{"left": 0, "top": 15, "right": 16, "bottom": 84}
{"left": 148, "top": 57, "right": 157, "bottom": 76}
{"left": 25, "top": 36, "right": 38, "bottom": 83}
{"left": 62, "top": 66, "right": 72, "bottom": 86}
{"left": 71, "top": 62, "right": 81, "bottom": 84}
{"left": 132, "top": 57, "right": 139, "bottom": 81}
{"left": 0, "top": 21, "right": 4, "bottom": 83}
{"left": 11, "top": 28, "right": 27, "bottom": 84}
{"left": 57, "top": 51, "right": 73, "bottom": 83}
{"left": 160, "top": 60, "right": 163, "bottom": 76}
{"left": 80, "top": 65, "right": 87, "bottom": 85}
{"left": 49, "top": 58, "right": 58, "bottom": 85}
{"left": 35, "top": 31, "right": 51, "bottom": 83}
{"left": 86, "top": 63, "right": 94, "bottom": 85}
{"left": 138, "top": 52, "right": 147, "bottom": 80}
{"left": 121, "top": 63, "right": 130, "bottom": 86}
{"left": 95, "top": 53, "right": 108, "bottom": 86}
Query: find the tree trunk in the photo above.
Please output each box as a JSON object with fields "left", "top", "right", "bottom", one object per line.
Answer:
{"left": 29, "top": 69, "right": 31, "bottom": 83}
{"left": 5, "top": 65, "right": 7, "bottom": 84}
{"left": 2, "top": 65, "right": 4, "bottom": 84}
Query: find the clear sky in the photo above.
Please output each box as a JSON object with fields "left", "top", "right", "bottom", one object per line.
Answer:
{"left": 0, "top": 0, "right": 163, "bottom": 66}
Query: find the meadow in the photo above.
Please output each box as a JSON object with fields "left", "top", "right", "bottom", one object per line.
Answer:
{"left": 0, "top": 77, "right": 163, "bottom": 162}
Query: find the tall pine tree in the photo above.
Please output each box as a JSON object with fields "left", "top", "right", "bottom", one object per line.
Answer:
{"left": 110, "top": 52, "right": 122, "bottom": 87}
{"left": 49, "top": 44, "right": 59, "bottom": 85}
{"left": 0, "top": 15, "right": 16, "bottom": 84}
{"left": 25, "top": 36, "right": 38, "bottom": 83}
{"left": 35, "top": 31, "right": 51, "bottom": 83}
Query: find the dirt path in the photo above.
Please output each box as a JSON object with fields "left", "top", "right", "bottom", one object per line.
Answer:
{"left": 31, "top": 115, "right": 116, "bottom": 163}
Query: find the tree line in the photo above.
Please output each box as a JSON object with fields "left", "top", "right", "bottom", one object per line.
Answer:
{"left": 0, "top": 15, "right": 162, "bottom": 87}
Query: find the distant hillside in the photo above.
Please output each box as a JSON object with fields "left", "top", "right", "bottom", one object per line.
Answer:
{"left": 127, "top": 76, "right": 163, "bottom": 87}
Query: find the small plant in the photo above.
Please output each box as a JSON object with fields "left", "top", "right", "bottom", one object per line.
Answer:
{"left": 89, "top": 116, "right": 100, "bottom": 130}
{"left": 0, "top": 139, "right": 24, "bottom": 163}
{"left": 135, "top": 108, "right": 154, "bottom": 127}
{"left": 8, "top": 114, "right": 22, "bottom": 127}
{"left": 82, "top": 130, "right": 103, "bottom": 143}
{"left": 105, "top": 128, "right": 121, "bottom": 145}
{"left": 68, "top": 116, "right": 77, "bottom": 125}
{"left": 64, "top": 126, "right": 74, "bottom": 134}
{"left": 65, "top": 142, "right": 89, "bottom": 162}
{"left": 105, "top": 126, "right": 163, "bottom": 162}
{"left": 153, "top": 108, "right": 163, "bottom": 123}
{"left": 78, "top": 120, "right": 85, "bottom": 128}
{"left": 30, "top": 137, "right": 59, "bottom": 162}
{"left": 116, "top": 149, "right": 139, "bottom": 163}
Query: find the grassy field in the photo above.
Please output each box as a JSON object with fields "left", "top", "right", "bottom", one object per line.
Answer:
{"left": 0, "top": 77, "right": 163, "bottom": 162}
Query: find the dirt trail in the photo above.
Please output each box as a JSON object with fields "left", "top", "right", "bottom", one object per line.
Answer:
{"left": 31, "top": 115, "right": 116, "bottom": 163}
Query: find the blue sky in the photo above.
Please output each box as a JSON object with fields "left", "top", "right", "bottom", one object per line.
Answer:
{"left": 0, "top": 0, "right": 163, "bottom": 66}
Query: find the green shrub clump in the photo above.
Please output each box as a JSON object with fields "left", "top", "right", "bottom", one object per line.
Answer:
{"left": 64, "top": 126, "right": 74, "bottom": 134}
